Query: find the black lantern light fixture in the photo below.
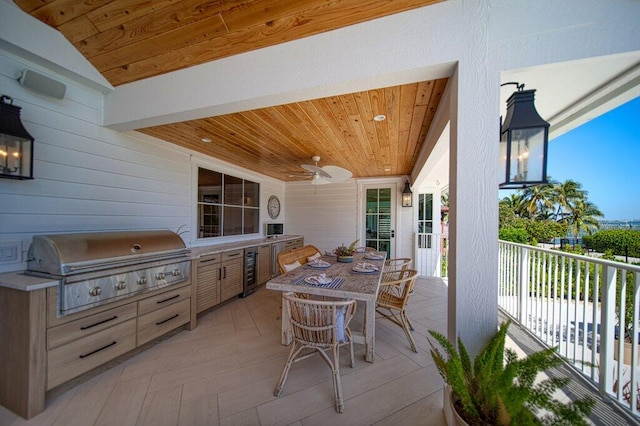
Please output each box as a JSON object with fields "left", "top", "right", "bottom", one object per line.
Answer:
{"left": 0, "top": 95, "right": 34, "bottom": 180}
{"left": 402, "top": 179, "right": 413, "bottom": 207}
{"left": 499, "top": 83, "right": 549, "bottom": 189}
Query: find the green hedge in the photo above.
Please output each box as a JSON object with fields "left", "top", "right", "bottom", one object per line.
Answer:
{"left": 582, "top": 230, "right": 640, "bottom": 257}
{"left": 499, "top": 227, "right": 529, "bottom": 244}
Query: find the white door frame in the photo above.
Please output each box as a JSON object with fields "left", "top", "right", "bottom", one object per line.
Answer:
{"left": 357, "top": 178, "right": 402, "bottom": 258}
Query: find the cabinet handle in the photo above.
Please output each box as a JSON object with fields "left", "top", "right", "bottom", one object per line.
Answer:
{"left": 157, "top": 294, "right": 179, "bottom": 304}
{"left": 218, "top": 267, "right": 222, "bottom": 280}
{"left": 227, "top": 253, "right": 241, "bottom": 257}
{"left": 156, "top": 314, "right": 179, "bottom": 325}
{"left": 79, "top": 341, "right": 117, "bottom": 358}
{"left": 80, "top": 315, "right": 118, "bottom": 330}
{"left": 200, "top": 257, "right": 218, "bottom": 264}
{"left": 223, "top": 266, "right": 227, "bottom": 279}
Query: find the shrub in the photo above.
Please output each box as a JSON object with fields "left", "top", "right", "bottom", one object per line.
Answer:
{"left": 499, "top": 227, "right": 529, "bottom": 244}
{"left": 582, "top": 230, "right": 640, "bottom": 258}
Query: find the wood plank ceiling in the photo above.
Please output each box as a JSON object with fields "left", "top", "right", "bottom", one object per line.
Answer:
{"left": 17, "top": 0, "right": 447, "bottom": 181}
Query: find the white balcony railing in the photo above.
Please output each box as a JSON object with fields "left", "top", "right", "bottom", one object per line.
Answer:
{"left": 499, "top": 240, "right": 640, "bottom": 417}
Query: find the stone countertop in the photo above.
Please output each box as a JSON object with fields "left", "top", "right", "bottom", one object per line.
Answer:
{"left": 0, "top": 271, "right": 58, "bottom": 292}
{"left": 0, "top": 235, "right": 303, "bottom": 292}
{"left": 189, "top": 235, "right": 302, "bottom": 258}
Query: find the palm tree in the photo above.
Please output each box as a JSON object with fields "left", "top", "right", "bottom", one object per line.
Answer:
{"left": 521, "top": 182, "right": 555, "bottom": 219}
{"left": 552, "top": 179, "right": 586, "bottom": 221}
{"left": 500, "top": 193, "right": 526, "bottom": 217}
{"left": 561, "top": 199, "right": 604, "bottom": 237}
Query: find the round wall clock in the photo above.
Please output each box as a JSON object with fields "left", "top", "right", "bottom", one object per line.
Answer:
{"left": 267, "top": 195, "right": 281, "bottom": 219}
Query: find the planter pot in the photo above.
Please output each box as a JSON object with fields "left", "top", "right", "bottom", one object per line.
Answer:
{"left": 336, "top": 255, "right": 354, "bottom": 263}
{"left": 614, "top": 339, "right": 639, "bottom": 365}
{"left": 443, "top": 385, "right": 469, "bottom": 426}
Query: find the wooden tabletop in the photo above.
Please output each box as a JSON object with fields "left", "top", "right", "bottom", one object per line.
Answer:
{"left": 266, "top": 252, "right": 386, "bottom": 301}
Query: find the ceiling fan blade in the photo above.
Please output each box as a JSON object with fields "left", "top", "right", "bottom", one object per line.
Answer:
{"left": 301, "top": 164, "right": 332, "bottom": 178}
{"left": 318, "top": 165, "right": 352, "bottom": 183}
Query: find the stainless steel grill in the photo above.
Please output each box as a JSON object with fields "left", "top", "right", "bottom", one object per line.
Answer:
{"left": 26, "top": 230, "right": 191, "bottom": 316}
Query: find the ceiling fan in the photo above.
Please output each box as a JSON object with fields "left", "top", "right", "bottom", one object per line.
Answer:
{"left": 289, "top": 156, "right": 352, "bottom": 185}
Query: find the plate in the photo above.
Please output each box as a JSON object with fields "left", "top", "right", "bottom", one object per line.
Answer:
{"left": 304, "top": 276, "right": 332, "bottom": 285}
{"left": 308, "top": 260, "right": 331, "bottom": 268}
{"left": 352, "top": 266, "right": 378, "bottom": 273}
{"left": 364, "top": 253, "right": 384, "bottom": 260}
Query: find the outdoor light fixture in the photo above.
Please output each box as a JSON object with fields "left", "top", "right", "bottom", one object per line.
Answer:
{"left": 0, "top": 95, "right": 34, "bottom": 180}
{"left": 499, "top": 82, "right": 549, "bottom": 189}
{"left": 402, "top": 179, "right": 413, "bottom": 207}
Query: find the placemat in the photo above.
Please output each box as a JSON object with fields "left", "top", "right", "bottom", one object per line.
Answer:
{"left": 293, "top": 276, "right": 345, "bottom": 289}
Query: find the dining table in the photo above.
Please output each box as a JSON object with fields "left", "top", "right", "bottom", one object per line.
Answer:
{"left": 266, "top": 251, "right": 387, "bottom": 363}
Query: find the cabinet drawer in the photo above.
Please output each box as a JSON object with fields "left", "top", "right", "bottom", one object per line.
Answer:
{"left": 137, "top": 298, "right": 190, "bottom": 346}
{"left": 47, "top": 303, "right": 137, "bottom": 350}
{"left": 198, "top": 254, "right": 221, "bottom": 265}
{"left": 221, "top": 249, "right": 243, "bottom": 261}
{"left": 137, "top": 285, "right": 191, "bottom": 316}
{"left": 47, "top": 319, "right": 136, "bottom": 390}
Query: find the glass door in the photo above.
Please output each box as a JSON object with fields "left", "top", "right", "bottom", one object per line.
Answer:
{"left": 363, "top": 186, "right": 396, "bottom": 258}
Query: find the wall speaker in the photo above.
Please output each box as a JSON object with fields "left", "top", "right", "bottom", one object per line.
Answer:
{"left": 18, "top": 69, "right": 66, "bottom": 100}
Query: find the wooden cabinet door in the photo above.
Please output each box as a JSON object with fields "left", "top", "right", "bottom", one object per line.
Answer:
{"left": 196, "top": 256, "right": 221, "bottom": 313}
{"left": 221, "top": 257, "right": 243, "bottom": 302}
{"left": 257, "top": 244, "right": 271, "bottom": 285}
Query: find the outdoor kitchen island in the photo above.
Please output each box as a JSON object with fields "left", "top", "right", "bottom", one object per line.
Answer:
{"left": 0, "top": 233, "right": 303, "bottom": 420}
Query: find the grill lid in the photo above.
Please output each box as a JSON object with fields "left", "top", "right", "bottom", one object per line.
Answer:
{"left": 27, "top": 230, "right": 188, "bottom": 276}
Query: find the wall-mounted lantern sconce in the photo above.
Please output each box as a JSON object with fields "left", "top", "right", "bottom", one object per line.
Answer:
{"left": 499, "top": 83, "right": 549, "bottom": 189}
{"left": 402, "top": 179, "right": 413, "bottom": 207}
{"left": 0, "top": 95, "right": 34, "bottom": 180}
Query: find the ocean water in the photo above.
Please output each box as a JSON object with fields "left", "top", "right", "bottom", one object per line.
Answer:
{"left": 600, "top": 219, "right": 640, "bottom": 229}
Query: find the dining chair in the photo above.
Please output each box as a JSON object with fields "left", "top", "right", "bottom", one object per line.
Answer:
{"left": 375, "top": 269, "right": 419, "bottom": 352}
{"left": 274, "top": 293, "right": 357, "bottom": 413}
{"left": 384, "top": 257, "right": 412, "bottom": 271}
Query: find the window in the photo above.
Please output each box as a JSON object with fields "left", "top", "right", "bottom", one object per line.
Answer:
{"left": 418, "top": 193, "right": 433, "bottom": 248}
{"left": 197, "top": 168, "right": 259, "bottom": 239}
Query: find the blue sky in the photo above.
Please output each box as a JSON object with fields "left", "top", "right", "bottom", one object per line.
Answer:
{"left": 501, "top": 96, "right": 640, "bottom": 221}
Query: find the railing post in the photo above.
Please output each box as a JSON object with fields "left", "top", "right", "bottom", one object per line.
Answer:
{"left": 599, "top": 265, "right": 617, "bottom": 398}
{"left": 518, "top": 246, "right": 530, "bottom": 326}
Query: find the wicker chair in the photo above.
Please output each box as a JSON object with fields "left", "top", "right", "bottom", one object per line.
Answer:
{"left": 384, "top": 258, "right": 412, "bottom": 271}
{"left": 375, "top": 269, "right": 419, "bottom": 352}
{"left": 274, "top": 293, "right": 357, "bottom": 413}
{"left": 277, "top": 245, "right": 322, "bottom": 274}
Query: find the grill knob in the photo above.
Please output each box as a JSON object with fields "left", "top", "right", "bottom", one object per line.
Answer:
{"left": 172, "top": 269, "right": 181, "bottom": 276}
{"left": 115, "top": 281, "right": 127, "bottom": 290}
{"left": 137, "top": 277, "right": 148, "bottom": 285}
{"left": 89, "top": 287, "right": 102, "bottom": 297}
{"left": 156, "top": 272, "right": 166, "bottom": 280}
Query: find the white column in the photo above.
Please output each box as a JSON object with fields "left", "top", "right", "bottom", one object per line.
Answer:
{"left": 447, "top": 0, "right": 500, "bottom": 356}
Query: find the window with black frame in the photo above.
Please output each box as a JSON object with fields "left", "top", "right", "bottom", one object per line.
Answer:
{"left": 197, "top": 168, "right": 259, "bottom": 238}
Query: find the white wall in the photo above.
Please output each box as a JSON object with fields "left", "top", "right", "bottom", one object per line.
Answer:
{"left": 285, "top": 177, "right": 415, "bottom": 260}
{"left": 0, "top": 51, "right": 283, "bottom": 273}
{"left": 285, "top": 180, "right": 358, "bottom": 254}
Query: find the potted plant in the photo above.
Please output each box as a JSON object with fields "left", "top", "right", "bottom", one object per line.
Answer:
{"left": 334, "top": 239, "right": 359, "bottom": 263}
{"left": 428, "top": 321, "right": 593, "bottom": 425}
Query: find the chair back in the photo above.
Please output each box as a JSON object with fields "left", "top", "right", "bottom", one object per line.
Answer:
{"left": 384, "top": 258, "right": 412, "bottom": 271}
{"left": 277, "top": 245, "right": 322, "bottom": 274}
{"left": 284, "top": 293, "right": 356, "bottom": 346}
{"left": 377, "top": 269, "right": 418, "bottom": 307}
